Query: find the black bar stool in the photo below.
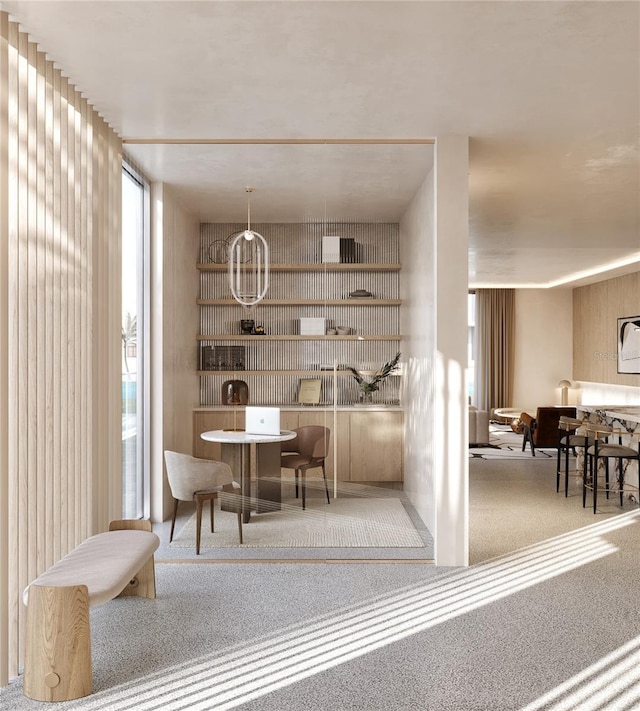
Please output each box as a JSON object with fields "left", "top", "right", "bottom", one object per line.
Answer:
{"left": 584, "top": 423, "right": 640, "bottom": 513}
{"left": 556, "top": 416, "right": 592, "bottom": 497}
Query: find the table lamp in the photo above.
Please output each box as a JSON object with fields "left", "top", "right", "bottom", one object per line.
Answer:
{"left": 558, "top": 379, "right": 572, "bottom": 406}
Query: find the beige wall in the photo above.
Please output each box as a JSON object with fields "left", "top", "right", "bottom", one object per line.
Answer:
{"left": 0, "top": 13, "right": 122, "bottom": 682}
{"left": 573, "top": 271, "right": 640, "bottom": 388}
{"left": 400, "top": 165, "right": 436, "bottom": 541}
{"left": 512, "top": 288, "right": 573, "bottom": 409}
{"left": 401, "top": 136, "right": 469, "bottom": 567}
{"left": 150, "top": 183, "right": 200, "bottom": 523}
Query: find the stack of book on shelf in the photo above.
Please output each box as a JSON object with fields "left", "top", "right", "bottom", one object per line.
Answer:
{"left": 322, "top": 235, "right": 359, "bottom": 263}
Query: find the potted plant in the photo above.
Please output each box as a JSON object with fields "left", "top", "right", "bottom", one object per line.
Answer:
{"left": 348, "top": 352, "right": 401, "bottom": 404}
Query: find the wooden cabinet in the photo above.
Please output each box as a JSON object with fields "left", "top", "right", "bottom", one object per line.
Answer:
{"left": 193, "top": 408, "right": 402, "bottom": 483}
{"left": 349, "top": 411, "right": 403, "bottom": 482}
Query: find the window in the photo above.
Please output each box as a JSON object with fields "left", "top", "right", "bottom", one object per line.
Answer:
{"left": 122, "top": 164, "right": 150, "bottom": 518}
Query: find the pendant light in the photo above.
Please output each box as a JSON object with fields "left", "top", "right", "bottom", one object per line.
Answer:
{"left": 228, "top": 188, "right": 269, "bottom": 307}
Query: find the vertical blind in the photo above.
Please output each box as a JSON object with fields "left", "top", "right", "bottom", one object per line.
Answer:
{"left": 0, "top": 12, "right": 122, "bottom": 682}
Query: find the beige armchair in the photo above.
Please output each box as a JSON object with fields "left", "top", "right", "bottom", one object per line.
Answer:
{"left": 164, "top": 450, "right": 243, "bottom": 554}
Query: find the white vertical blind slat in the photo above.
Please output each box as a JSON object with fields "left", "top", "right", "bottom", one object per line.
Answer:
{"left": 0, "top": 14, "right": 123, "bottom": 680}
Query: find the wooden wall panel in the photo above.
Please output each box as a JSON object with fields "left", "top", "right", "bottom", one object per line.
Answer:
{"left": 0, "top": 9, "right": 10, "bottom": 690}
{"left": 0, "top": 13, "right": 122, "bottom": 682}
{"left": 573, "top": 272, "right": 640, "bottom": 387}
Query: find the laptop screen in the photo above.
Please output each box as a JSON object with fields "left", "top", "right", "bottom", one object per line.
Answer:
{"left": 244, "top": 406, "right": 281, "bottom": 436}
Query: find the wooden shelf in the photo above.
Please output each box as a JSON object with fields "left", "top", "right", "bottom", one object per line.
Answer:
{"left": 197, "top": 370, "right": 358, "bottom": 377}
{"left": 197, "top": 298, "right": 402, "bottom": 306}
{"left": 197, "top": 334, "right": 401, "bottom": 341}
{"left": 197, "top": 262, "right": 401, "bottom": 272}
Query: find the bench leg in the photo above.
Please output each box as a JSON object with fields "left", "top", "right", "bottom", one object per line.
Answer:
{"left": 117, "top": 555, "right": 157, "bottom": 599}
{"left": 108, "top": 519, "right": 157, "bottom": 598}
{"left": 24, "top": 584, "right": 92, "bottom": 702}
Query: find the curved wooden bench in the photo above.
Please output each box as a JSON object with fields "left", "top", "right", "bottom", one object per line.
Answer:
{"left": 22, "top": 519, "right": 160, "bottom": 702}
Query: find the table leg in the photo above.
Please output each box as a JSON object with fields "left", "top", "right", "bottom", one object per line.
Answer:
{"left": 255, "top": 441, "right": 282, "bottom": 513}
{"left": 221, "top": 442, "right": 252, "bottom": 523}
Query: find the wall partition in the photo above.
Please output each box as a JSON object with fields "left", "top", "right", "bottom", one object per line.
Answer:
{"left": 0, "top": 12, "right": 122, "bottom": 682}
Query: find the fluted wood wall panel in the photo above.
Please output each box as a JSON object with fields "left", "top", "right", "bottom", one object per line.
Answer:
{"left": 0, "top": 13, "right": 122, "bottom": 682}
{"left": 573, "top": 272, "right": 640, "bottom": 387}
{"left": 199, "top": 222, "right": 401, "bottom": 406}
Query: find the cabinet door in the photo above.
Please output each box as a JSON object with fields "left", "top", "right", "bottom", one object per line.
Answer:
{"left": 193, "top": 411, "right": 244, "bottom": 459}
{"left": 349, "top": 411, "right": 403, "bottom": 482}
{"left": 280, "top": 411, "right": 299, "bottom": 434}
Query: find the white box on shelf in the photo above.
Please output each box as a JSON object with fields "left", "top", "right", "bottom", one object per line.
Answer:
{"left": 299, "top": 317, "right": 326, "bottom": 335}
{"left": 322, "top": 235, "right": 341, "bottom": 263}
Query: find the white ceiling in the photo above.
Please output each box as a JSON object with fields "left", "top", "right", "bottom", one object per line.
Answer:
{"left": 3, "top": 0, "right": 639, "bottom": 287}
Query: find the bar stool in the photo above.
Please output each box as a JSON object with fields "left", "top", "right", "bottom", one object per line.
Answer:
{"left": 556, "top": 416, "right": 592, "bottom": 497}
{"left": 584, "top": 423, "right": 640, "bottom": 513}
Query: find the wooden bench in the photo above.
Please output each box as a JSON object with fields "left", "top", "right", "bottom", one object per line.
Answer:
{"left": 22, "top": 519, "right": 160, "bottom": 702}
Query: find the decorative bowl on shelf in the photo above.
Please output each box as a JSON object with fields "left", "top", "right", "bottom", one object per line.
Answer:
{"left": 349, "top": 289, "right": 373, "bottom": 298}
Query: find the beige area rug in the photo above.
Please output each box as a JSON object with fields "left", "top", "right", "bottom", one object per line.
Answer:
{"left": 170, "top": 497, "right": 425, "bottom": 548}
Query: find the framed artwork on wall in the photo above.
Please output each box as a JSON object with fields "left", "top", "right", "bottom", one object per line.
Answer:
{"left": 617, "top": 316, "right": 640, "bottom": 374}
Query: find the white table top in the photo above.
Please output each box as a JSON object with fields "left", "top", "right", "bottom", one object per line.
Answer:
{"left": 200, "top": 429, "right": 297, "bottom": 444}
{"left": 576, "top": 405, "right": 640, "bottom": 425}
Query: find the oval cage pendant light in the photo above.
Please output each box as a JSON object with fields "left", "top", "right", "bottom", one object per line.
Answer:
{"left": 228, "top": 187, "right": 269, "bottom": 307}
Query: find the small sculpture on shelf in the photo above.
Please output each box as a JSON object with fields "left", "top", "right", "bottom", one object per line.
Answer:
{"left": 348, "top": 352, "right": 401, "bottom": 403}
{"left": 221, "top": 380, "right": 249, "bottom": 406}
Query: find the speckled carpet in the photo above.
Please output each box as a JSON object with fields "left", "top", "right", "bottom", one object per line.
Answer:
{"left": 5, "top": 458, "right": 640, "bottom": 711}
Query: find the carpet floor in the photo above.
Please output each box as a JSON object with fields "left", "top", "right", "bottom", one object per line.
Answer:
{"left": 171, "top": 496, "right": 425, "bottom": 549}
{"left": 5, "top": 457, "right": 640, "bottom": 710}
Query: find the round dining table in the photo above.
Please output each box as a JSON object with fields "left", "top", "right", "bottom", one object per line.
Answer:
{"left": 200, "top": 429, "right": 296, "bottom": 523}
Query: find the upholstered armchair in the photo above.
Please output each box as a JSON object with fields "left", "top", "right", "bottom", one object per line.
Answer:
{"left": 520, "top": 407, "right": 577, "bottom": 456}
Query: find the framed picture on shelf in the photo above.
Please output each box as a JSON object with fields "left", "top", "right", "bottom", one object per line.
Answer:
{"left": 617, "top": 315, "right": 640, "bottom": 374}
{"left": 297, "top": 378, "right": 322, "bottom": 405}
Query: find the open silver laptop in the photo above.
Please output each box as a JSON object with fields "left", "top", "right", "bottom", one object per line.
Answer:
{"left": 244, "top": 406, "right": 281, "bottom": 436}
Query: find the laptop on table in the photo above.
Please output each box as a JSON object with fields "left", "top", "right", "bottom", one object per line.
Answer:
{"left": 244, "top": 406, "right": 282, "bottom": 436}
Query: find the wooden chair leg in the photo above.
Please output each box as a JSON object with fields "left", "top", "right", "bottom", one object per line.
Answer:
{"left": 169, "top": 498, "right": 179, "bottom": 542}
{"left": 195, "top": 496, "right": 204, "bottom": 555}
{"left": 301, "top": 469, "right": 306, "bottom": 510}
{"left": 210, "top": 495, "right": 215, "bottom": 532}
{"left": 237, "top": 510, "right": 243, "bottom": 544}
{"left": 322, "top": 463, "right": 330, "bottom": 504}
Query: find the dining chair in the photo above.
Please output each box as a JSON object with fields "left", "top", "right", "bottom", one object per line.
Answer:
{"left": 280, "top": 426, "right": 331, "bottom": 510}
{"left": 164, "top": 450, "right": 243, "bottom": 553}
{"left": 556, "top": 415, "right": 593, "bottom": 497}
{"left": 583, "top": 424, "right": 640, "bottom": 513}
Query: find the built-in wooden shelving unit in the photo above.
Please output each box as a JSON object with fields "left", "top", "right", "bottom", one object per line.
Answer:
{"left": 197, "top": 222, "right": 401, "bottom": 406}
